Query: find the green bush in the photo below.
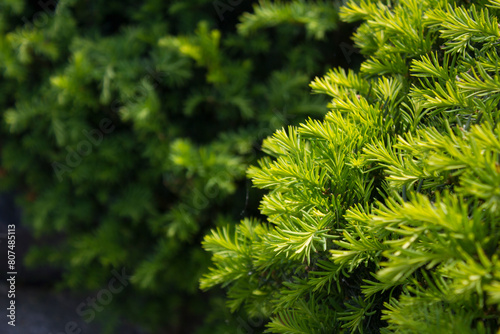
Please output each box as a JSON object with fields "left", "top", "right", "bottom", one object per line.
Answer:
{"left": 0, "top": 0, "right": 349, "bottom": 332}
{"left": 202, "top": 0, "right": 500, "bottom": 333}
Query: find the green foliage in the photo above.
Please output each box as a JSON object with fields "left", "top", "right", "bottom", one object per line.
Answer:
{"left": 203, "top": 0, "right": 500, "bottom": 333}
{"left": 238, "top": 0, "right": 339, "bottom": 40}
{"left": 0, "top": 0, "right": 343, "bottom": 332}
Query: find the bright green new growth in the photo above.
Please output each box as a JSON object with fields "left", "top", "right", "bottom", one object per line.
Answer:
{"left": 202, "top": 0, "right": 500, "bottom": 333}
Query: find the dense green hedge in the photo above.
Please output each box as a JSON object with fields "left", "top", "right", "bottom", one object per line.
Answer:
{"left": 203, "top": 0, "right": 500, "bottom": 333}
{"left": 0, "top": 0, "right": 352, "bottom": 332}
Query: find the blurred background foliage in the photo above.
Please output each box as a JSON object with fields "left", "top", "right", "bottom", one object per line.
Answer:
{"left": 0, "top": 0, "right": 355, "bottom": 332}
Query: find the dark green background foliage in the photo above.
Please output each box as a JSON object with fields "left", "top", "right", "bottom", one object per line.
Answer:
{"left": 203, "top": 0, "right": 500, "bottom": 333}
{"left": 0, "top": 0, "right": 351, "bottom": 332}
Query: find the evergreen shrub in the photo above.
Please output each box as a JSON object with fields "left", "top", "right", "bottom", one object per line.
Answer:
{"left": 202, "top": 0, "right": 500, "bottom": 333}
{"left": 0, "top": 0, "right": 348, "bottom": 332}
